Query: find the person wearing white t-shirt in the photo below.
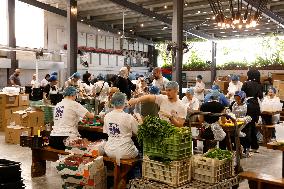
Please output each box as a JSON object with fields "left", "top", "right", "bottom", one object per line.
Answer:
{"left": 41, "top": 74, "right": 50, "bottom": 87}
{"left": 49, "top": 86, "right": 95, "bottom": 150}
{"left": 129, "top": 81, "right": 187, "bottom": 127}
{"left": 152, "top": 67, "right": 169, "bottom": 93}
{"left": 93, "top": 74, "right": 109, "bottom": 102}
{"left": 194, "top": 75, "right": 205, "bottom": 102}
{"left": 182, "top": 87, "right": 200, "bottom": 111}
{"left": 227, "top": 75, "right": 243, "bottom": 103}
{"left": 103, "top": 92, "right": 140, "bottom": 163}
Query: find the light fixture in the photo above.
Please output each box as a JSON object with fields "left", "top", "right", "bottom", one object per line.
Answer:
{"left": 164, "top": 5, "right": 167, "bottom": 9}
{"left": 81, "top": 19, "right": 84, "bottom": 22}
{"left": 118, "top": 31, "right": 121, "bottom": 35}
{"left": 220, "top": 31, "right": 226, "bottom": 33}
{"left": 153, "top": 16, "right": 156, "bottom": 19}
{"left": 140, "top": 23, "right": 144, "bottom": 27}
{"left": 162, "top": 25, "right": 168, "bottom": 30}
{"left": 71, "top": 6, "right": 77, "bottom": 15}
{"left": 197, "top": 11, "right": 201, "bottom": 14}
{"left": 185, "top": 3, "right": 188, "bottom": 6}
{"left": 212, "top": 16, "right": 216, "bottom": 19}
{"left": 98, "top": 29, "right": 100, "bottom": 32}
{"left": 208, "top": 0, "right": 268, "bottom": 30}
{"left": 130, "top": 29, "right": 133, "bottom": 32}
{"left": 88, "top": 25, "right": 91, "bottom": 27}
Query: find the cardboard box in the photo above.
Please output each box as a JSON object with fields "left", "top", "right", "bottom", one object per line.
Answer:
{"left": 0, "top": 93, "right": 19, "bottom": 107}
{"left": 19, "top": 94, "right": 29, "bottom": 106}
{"left": 272, "top": 73, "right": 284, "bottom": 81}
{"left": 5, "top": 126, "right": 31, "bottom": 144}
{"left": 215, "top": 81, "right": 229, "bottom": 91}
{"left": 0, "top": 120, "right": 7, "bottom": 132}
{"left": 12, "top": 110, "right": 44, "bottom": 128}
{"left": 273, "top": 80, "right": 284, "bottom": 95}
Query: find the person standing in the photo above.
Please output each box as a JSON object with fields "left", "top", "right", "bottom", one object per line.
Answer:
{"left": 227, "top": 75, "right": 243, "bottom": 102}
{"left": 65, "top": 72, "right": 83, "bottom": 97}
{"left": 81, "top": 72, "right": 93, "bottom": 96}
{"left": 152, "top": 67, "right": 169, "bottom": 93}
{"left": 182, "top": 88, "right": 200, "bottom": 112}
{"left": 41, "top": 74, "right": 50, "bottom": 87}
{"left": 241, "top": 69, "right": 263, "bottom": 153}
{"left": 9, "top": 69, "right": 21, "bottom": 86}
{"left": 43, "top": 75, "right": 59, "bottom": 105}
{"left": 114, "top": 67, "right": 136, "bottom": 100}
{"left": 194, "top": 75, "right": 205, "bottom": 102}
{"left": 30, "top": 74, "right": 37, "bottom": 88}
{"left": 49, "top": 86, "right": 95, "bottom": 150}
{"left": 129, "top": 81, "right": 187, "bottom": 127}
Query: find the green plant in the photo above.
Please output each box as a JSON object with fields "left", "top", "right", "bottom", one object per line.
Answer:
{"left": 184, "top": 50, "right": 208, "bottom": 70}
{"left": 204, "top": 148, "right": 232, "bottom": 160}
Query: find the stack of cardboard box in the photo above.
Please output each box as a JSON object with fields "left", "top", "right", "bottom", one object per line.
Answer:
{"left": 0, "top": 93, "right": 29, "bottom": 131}
{"left": 5, "top": 110, "right": 45, "bottom": 144}
{"left": 273, "top": 80, "right": 284, "bottom": 100}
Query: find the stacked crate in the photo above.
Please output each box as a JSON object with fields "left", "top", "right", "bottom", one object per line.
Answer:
{"left": 142, "top": 127, "right": 192, "bottom": 187}
{"left": 56, "top": 155, "right": 106, "bottom": 189}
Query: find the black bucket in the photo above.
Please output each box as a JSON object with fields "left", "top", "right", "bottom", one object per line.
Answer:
{"left": 0, "top": 159, "right": 22, "bottom": 183}
{"left": 0, "top": 179, "right": 25, "bottom": 189}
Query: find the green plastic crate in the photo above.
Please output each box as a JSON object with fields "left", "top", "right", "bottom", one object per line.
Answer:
{"left": 143, "top": 131, "right": 192, "bottom": 160}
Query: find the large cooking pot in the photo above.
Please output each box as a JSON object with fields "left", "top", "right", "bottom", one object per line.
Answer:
{"left": 0, "top": 159, "right": 22, "bottom": 183}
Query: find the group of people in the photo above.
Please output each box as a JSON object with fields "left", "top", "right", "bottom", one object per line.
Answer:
{"left": 9, "top": 66, "right": 281, "bottom": 161}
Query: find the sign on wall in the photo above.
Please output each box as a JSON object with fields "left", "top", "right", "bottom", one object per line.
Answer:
{"left": 106, "top": 36, "right": 114, "bottom": 50}
{"left": 100, "top": 54, "right": 109, "bottom": 66}
{"left": 144, "top": 44, "right": 148, "bottom": 52}
{"left": 109, "top": 55, "right": 117, "bottom": 67}
{"left": 128, "top": 42, "right": 134, "bottom": 51}
{"left": 78, "top": 32, "right": 87, "bottom": 47}
{"left": 122, "top": 39, "right": 128, "bottom": 50}
{"left": 138, "top": 42, "right": 144, "bottom": 52}
{"left": 114, "top": 37, "right": 121, "bottom": 50}
{"left": 87, "top": 34, "right": 96, "bottom": 48}
{"left": 90, "top": 53, "right": 100, "bottom": 67}
{"left": 97, "top": 35, "right": 106, "bottom": 49}
{"left": 56, "top": 28, "right": 66, "bottom": 45}
{"left": 134, "top": 41, "right": 139, "bottom": 51}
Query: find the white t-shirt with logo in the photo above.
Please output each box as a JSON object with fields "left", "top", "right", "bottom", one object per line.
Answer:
{"left": 152, "top": 77, "right": 169, "bottom": 91}
{"left": 155, "top": 95, "right": 187, "bottom": 122}
{"left": 181, "top": 96, "right": 200, "bottom": 111}
{"left": 51, "top": 99, "right": 88, "bottom": 137}
{"left": 103, "top": 110, "right": 139, "bottom": 160}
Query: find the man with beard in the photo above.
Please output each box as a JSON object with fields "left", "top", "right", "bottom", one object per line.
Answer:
{"left": 128, "top": 81, "right": 187, "bottom": 127}
{"left": 152, "top": 67, "right": 169, "bottom": 94}
{"left": 9, "top": 69, "right": 21, "bottom": 86}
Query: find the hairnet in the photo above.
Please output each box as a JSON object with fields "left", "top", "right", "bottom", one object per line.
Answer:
{"left": 234, "top": 91, "right": 246, "bottom": 100}
{"left": 186, "top": 87, "right": 194, "bottom": 95}
{"left": 71, "top": 72, "right": 81, "bottom": 79}
{"left": 210, "top": 89, "right": 221, "bottom": 100}
{"left": 49, "top": 75, "right": 57, "bottom": 82}
{"left": 110, "top": 92, "right": 127, "bottom": 107}
{"left": 196, "top": 75, "right": 203, "bottom": 80}
{"left": 268, "top": 87, "right": 277, "bottom": 94}
{"left": 149, "top": 86, "right": 160, "bottom": 95}
{"left": 51, "top": 72, "right": 58, "bottom": 76}
{"left": 97, "top": 74, "right": 105, "bottom": 81}
{"left": 63, "top": 86, "right": 77, "bottom": 97}
{"left": 231, "top": 75, "right": 239, "bottom": 81}
{"left": 165, "top": 81, "right": 179, "bottom": 90}
{"left": 211, "top": 85, "right": 220, "bottom": 90}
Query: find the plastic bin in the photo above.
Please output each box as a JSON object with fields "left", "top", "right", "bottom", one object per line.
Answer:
{"left": 142, "top": 156, "right": 191, "bottom": 187}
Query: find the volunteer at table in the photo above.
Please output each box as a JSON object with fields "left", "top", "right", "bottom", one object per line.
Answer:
{"left": 199, "top": 90, "right": 227, "bottom": 152}
{"left": 129, "top": 81, "right": 187, "bottom": 127}
{"left": 194, "top": 75, "right": 205, "bottom": 102}
{"left": 226, "top": 91, "right": 252, "bottom": 157}
{"left": 204, "top": 85, "right": 229, "bottom": 107}
{"left": 49, "top": 86, "right": 95, "bottom": 150}
{"left": 241, "top": 69, "right": 263, "bottom": 153}
{"left": 227, "top": 75, "right": 243, "bottom": 102}
{"left": 114, "top": 67, "right": 136, "bottom": 100}
{"left": 182, "top": 87, "right": 200, "bottom": 112}
{"left": 152, "top": 67, "right": 169, "bottom": 93}
{"left": 103, "top": 92, "right": 140, "bottom": 163}
{"left": 41, "top": 74, "right": 50, "bottom": 87}
{"left": 43, "top": 75, "right": 59, "bottom": 105}
{"left": 81, "top": 72, "right": 93, "bottom": 96}
{"left": 65, "top": 72, "right": 83, "bottom": 97}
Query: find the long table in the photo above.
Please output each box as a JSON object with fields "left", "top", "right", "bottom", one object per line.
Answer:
{"left": 267, "top": 142, "right": 284, "bottom": 178}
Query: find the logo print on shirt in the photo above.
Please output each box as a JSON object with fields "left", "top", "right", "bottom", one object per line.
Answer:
{"left": 109, "top": 123, "right": 120, "bottom": 136}
{"left": 55, "top": 106, "right": 64, "bottom": 118}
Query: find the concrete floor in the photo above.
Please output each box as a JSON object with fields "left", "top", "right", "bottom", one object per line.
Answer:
{"left": 0, "top": 124, "right": 283, "bottom": 189}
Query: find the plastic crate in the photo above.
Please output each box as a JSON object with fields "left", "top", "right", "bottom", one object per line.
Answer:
{"left": 143, "top": 130, "right": 192, "bottom": 160}
{"left": 129, "top": 176, "right": 239, "bottom": 189}
{"left": 192, "top": 154, "right": 234, "bottom": 184}
{"left": 142, "top": 156, "right": 191, "bottom": 187}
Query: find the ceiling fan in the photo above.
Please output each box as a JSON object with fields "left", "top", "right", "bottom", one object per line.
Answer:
{"left": 120, "top": 11, "right": 137, "bottom": 43}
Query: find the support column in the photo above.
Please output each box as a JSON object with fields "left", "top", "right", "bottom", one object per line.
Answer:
{"left": 67, "top": 0, "right": 78, "bottom": 77}
{"left": 7, "top": 0, "right": 17, "bottom": 83}
{"left": 172, "top": 0, "right": 184, "bottom": 96}
{"left": 211, "top": 41, "right": 217, "bottom": 84}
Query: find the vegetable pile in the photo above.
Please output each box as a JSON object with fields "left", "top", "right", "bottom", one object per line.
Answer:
{"left": 137, "top": 116, "right": 191, "bottom": 155}
{"left": 204, "top": 148, "right": 232, "bottom": 160}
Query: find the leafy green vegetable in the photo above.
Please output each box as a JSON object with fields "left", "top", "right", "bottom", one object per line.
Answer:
{"left": 204, "top": 148, "right": 232, "bottom": 160}
{"left": 138, "top": 116, "right": 191, "bottom": 157}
